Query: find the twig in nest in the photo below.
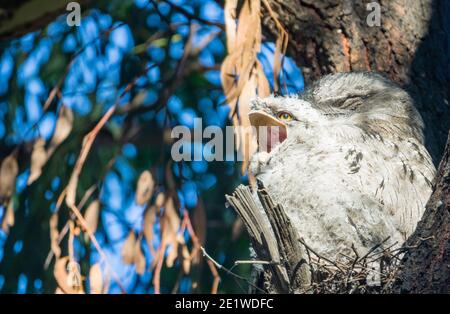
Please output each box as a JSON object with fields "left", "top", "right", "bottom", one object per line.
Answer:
{"left": 299, "top": 237, "right": 344, "bottom": 273}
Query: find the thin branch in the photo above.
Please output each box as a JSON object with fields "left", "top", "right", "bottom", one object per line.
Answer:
{"left": 199, "top": 246, "right": 266, "bottom": 294}
{"left": 69, "top": 202, "right": 127, "bottom": 293}
{"left": 160, "top": 0, "right": 224, "bottom": 29}
{"left": 182, "top": 209, "right": 220, "bottom": 294}
{"left": 44, "top": 184, "right": 98, "bottom": 269}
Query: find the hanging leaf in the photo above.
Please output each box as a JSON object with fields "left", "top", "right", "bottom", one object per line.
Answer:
{"left": 155, "top": 192, "right": 166, "bottom": 208}
{"left": 143, "top": 192, "right": 166, "bottom": 262}
{"left": 238, "top": 70, "right": 258, "bottom": 173}
{"left": 135, "top": 170, "right": 155, "bottom": 205}
{"left": 49, "top": 213, "right": 61, "bottom": 259}
{"left": 165, "top": 196, "right": 181, "bottom": 237}
{"left": 220, "top": 53, "right": 239, "bottom": 114}
{"left": 262, "top": 0, "right": 289, "bottom": 92}
{"left": 164, "top": 196, "right": 181, "bottom": 268}
{"left": 28, "top": 138, "right": 48, "bottom": 185}
{"left": 256, "top": 60, "right": 270, "bottom": 97}
{"left": 1, "top": 199, "right": 14, "bottom": 234}
{"left": 122, "top": 230, "right": 136, "bottom": 264}
{"left": 0, "top": 154, "right": 18, "bottom": 203}
{"left": 47, "top": 105, "right": 73, "bottom": 156}
{"left": 28, "top": 138, "right": 47, "bottom": 184}
{"left": 165, "top": 234, "right": 179, "bottom": 268}
{"left": 84, "top": 200, "right": 100, "bottom": 234}
{"left": 224, "top": 0, "right": 238, "bottom": 52}
{"left": 134, "top": 237, "right": 146, "bottom": 275}
{"left": 54, "top": 256, "right": 84, "bottom": 294}
{"left": 102, "top": 270, "right": 111, "bottom": 294}
{"left": 89, "top": 263, "right": 103, "bottom": 294}
{"left": 221, "top": 0, "right": 288, "bottom": 172}
{"left": 181, "top": 241, "right": 191, "bottom": 274}
{"left": 235, "top": 0, "right": 260, "bottom": 49}
{"left": 67, "top": 260, "right": 84, "bottom": 293}
{"left": 65, "top": 174, "right": 78, "bottom": 207}
{"left": 221, "top": 0, "right": 261, "bottom": 173}
{"left": 143, "top": 205, "right": 157, "bottom": 257}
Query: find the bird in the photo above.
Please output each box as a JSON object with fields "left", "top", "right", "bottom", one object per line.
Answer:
{"left": 247, "top": 72, "right": 436, "bottom": 264}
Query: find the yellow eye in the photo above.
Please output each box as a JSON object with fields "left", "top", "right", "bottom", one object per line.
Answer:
{"left": 277, "top": 111, "right": 293, "bottom": 122}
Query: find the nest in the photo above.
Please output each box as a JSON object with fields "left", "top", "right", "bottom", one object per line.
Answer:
{"left": 298, "top": 237, "right": 406, "bottom": 294}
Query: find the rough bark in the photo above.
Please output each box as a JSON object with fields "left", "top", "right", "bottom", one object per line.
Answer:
{"left": 259, "top": 0, "right": 450, "bottom": 293}
{"left": 393, "top": 133, "right": 450, "bottom": 293}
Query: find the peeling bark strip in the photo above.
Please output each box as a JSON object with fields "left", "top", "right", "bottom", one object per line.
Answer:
{"left": 394, "top": 132, "right": 450, "bottom": 293}
{"left": 226, "top": 181, "right": 311, "bottom": 293}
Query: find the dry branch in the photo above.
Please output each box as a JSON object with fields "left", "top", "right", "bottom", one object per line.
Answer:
{"left": 225, "top": 181, "right": 311, "bottom": 293}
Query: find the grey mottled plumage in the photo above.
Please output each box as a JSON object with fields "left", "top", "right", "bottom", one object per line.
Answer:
{"left": 248, "top": 72, "right": 436, "bottom": 261}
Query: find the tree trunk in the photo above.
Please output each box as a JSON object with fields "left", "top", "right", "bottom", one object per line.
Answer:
{"left": 393, "top": 133, "right": 450, "bottom": 293}
{"left": 261, "top": 0, "right": 450, "bottom": 293}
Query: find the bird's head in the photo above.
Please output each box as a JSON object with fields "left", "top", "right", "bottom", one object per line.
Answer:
{"left": 249, "top": 72, "right": 425, "bottom": 153}
{"left": 248, "top": 96, "right": 319, "bottom": 153}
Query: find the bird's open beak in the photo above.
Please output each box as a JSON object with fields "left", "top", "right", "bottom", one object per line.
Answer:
{"left": 248, "top": 111, "right": 288, "bottom": 153}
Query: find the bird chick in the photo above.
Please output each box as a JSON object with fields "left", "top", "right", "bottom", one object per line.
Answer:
{"left": 248, "top": 72, "right": 436, "bottom": 261}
